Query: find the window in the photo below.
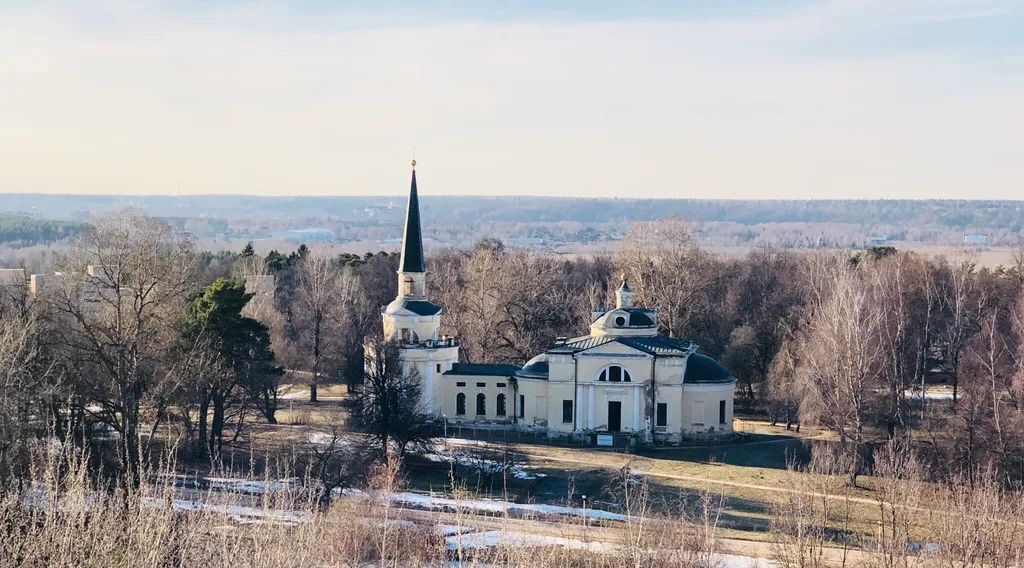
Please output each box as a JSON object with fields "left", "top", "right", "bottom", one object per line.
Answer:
{"left": 476, "top": 382, "right": 486, "bottom": 388}
{"left": 518, "top": 395, "right": 525, "bottom": 418}
{"left": 496, "top": 394, "right": 506, "bottom": 416}
{"left": 719, "top": 400, "right": 727, "bottom": 425}
{"left": 599, "top": 365, "right": 631, "bottom": 383}
{"left": 404, "top": 277, "right": 414, "bottom": 296}
{"left": 614, "top": 315, "right": 626, "bottom": 326}
{"left": 436, "top": 364, "right": 442, "bottom": 373}
{"left": 456, "top": 382, "right": 466, "bottom": 387}
{"left": 456, "top": 393, "right": 466, "bottom": 415}
{"left": 656, "top": 403, "right": 667, "bottom": 427}
{"left": 562, "top": 400, "right": 573, "bottom": 423}
{"left": 692, "top": 401, "right": 704, "bottom": 425}
{"left": 496, "top": 382, "right": 506, "bottom": 388}
{"left": 476, "top": 393, "right": 486, "bottom": 416}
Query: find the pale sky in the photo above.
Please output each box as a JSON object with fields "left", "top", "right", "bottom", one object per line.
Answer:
{"left": 1, "top": 1, "right": 1022, "bottom": 199}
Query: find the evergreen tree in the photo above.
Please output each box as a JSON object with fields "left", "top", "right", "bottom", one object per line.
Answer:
{"left": 186, "top": 278, "right": 282, "bottom": 459}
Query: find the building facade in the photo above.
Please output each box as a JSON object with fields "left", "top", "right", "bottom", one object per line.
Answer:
{"left": 377, "top": 164, "right": 735, "bottom": 444}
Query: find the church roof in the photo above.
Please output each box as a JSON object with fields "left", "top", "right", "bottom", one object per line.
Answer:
{"left": 399, "top": 167, "right": 425, "bottom": 273}
{"left": 516, "top": 354, "right": 549, "bottom": 380}
{"left": 684, "top": 353, "right": 735, "bottom": 384}
{"left": 625, "top": 308, "right": 654, "bottom": 326}
{"left": 549, "top": 334, "right": 695, "bottom": 357}
{"left": 384, "top": 298, "right": 442, "bottom": 316}
{"left": 445, "top": 363, "right": 518, "bottom": 377}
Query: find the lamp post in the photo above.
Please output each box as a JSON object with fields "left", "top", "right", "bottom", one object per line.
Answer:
{"left": 442, "top": 415, "right": 448, "bottom": 438}
{"left": 581, "top": 494, "right": 588, "bottom": 526}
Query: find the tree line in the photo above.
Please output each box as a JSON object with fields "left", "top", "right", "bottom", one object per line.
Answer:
{"left": 1, "top": 211, "right": 1022, "bottom": 490}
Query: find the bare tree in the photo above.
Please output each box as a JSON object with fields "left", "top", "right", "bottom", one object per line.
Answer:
{"left": 48, "top": 211, "right": 196, "bottom": 483}
{"left": 348, "top": 340, "right": 435, "bottom": 459}
{"left": 937, "top": 259, "right": 985, "bottom": 405}
{"left": 618, "top": 218, "right": 715, "bottom": 338}
{"left": 293, "top": 255, "right": 343, "bottom": 402}
{"left": 794, "top": 260, "right": 884, "bottom": 486}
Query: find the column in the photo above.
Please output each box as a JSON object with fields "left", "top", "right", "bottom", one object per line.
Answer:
{"left": 588, "top": 386, "right": 595, "bottom": 430}
{"left": 425, "top": 358, "right": 434, "bottom": 413}
{"left": 575, "top": 383, "right": 584, "bottom": 432}
{"left": 632, "top": 386, "right": 640, "bottom": 431}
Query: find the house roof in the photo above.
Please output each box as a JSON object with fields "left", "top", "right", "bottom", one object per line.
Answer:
{"left": 548, "top": 334, "right": 695, "bottom": 357}
{"left": 398, "top": 168, "right": 425, "bottom": 273}
{"left": 444, "top": 363, "right": 519, "bottom": 377}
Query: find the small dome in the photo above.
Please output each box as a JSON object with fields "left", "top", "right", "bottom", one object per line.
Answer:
{"left": 684, "top": 353, "right": 735, "bottom": 384}
{"left": 517, "top": 353, "right": 549, "bottom": 379}
{"left": 591, "top": 308, "right": 657, "bottom": 333}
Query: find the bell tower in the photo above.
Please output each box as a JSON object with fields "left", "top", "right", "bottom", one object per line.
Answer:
{"left": 377, "top": 160, "right": 459, "bottom": 416}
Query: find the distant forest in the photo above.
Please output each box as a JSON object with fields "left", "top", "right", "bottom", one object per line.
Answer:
{"left": 0, "top": 194, "right": 1020, "bottom": 228}
{"left": 0, "top": 213, "right": 84, "bottom": 246}
{"left": 0, "top": 194, "right": 1021, "bottom": 248}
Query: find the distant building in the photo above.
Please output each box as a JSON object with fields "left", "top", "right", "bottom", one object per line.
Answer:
{"left": 868, "top": 236, "right": 889, "bottom": 246}
{"left": 30, "top": 272, "right": 61, "bottom": 296}
{"left": 270, "top": 228, "right": 335, "bottom": 243}
{"left": 0, "top": 269, "right": 26, "bottom": 287}
{"left": 963, "top": 233, "right": 988, "bottom": 245}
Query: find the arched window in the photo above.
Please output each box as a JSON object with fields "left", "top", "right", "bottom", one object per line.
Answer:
{"left": 496, "top": 394, "right": 507, "bottom": 417}
{"left": 476, "top": 393, "right": 487, "bottom": 416}
{"left": 456, "top": 393, "right": 466, "bottom": 416}
{"left": 598, "top": 365, "right": 631, "bottom": 383}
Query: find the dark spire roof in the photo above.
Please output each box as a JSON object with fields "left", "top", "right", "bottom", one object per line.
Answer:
{"left": 399, "top": 165, "right": 425, "bottom": 273}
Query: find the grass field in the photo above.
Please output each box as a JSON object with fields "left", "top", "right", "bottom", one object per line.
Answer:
{"left": 236, "top": 396, "right": 909, "bottom": 550}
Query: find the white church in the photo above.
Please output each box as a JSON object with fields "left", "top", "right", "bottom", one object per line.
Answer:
{"left": 378, "top": 163, "right": 736, "bottom": 445}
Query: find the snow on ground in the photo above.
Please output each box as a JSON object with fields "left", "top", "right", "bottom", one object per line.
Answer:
{"left": 428, "top": 439, "right": 549, "bottom": 481}
{"left": 446, "top": 530, "right": 616, "bottom": 553}
{"left": 203, "top": 477, "right": 298, "bottom": 495}
{"left": 376, "top": 490, "right": 631, "bottom": 522}
{"left": 152, "top": 497, "right": 310, "bottom": 525}
{"left": 904, "top": 389, "right": 955, "bottom": 400}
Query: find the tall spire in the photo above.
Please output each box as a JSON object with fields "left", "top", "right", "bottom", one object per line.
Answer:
{"left": 399, "top": 160, "right": 425, "bottom": 273}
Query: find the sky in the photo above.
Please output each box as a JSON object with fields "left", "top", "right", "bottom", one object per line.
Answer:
{"left": 1, "top": 1, "right": 1022, "bottom": 199}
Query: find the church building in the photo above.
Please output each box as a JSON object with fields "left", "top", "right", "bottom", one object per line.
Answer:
{"left": 378, "top": 163, "right": 736, "bottom": 444}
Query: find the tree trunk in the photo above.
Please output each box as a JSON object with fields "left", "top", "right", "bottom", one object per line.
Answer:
{"left": 197, "top": 395, "right": 209, "bottom": 458}
{"left": 121, "top": 400, "right": 142, "bottom": 488}
{"left": 208, "top": 393, "right": 226, "bottom": 462}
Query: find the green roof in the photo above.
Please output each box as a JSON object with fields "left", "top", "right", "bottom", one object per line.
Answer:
{"left": 444, "top": 363, "right": 518, "bottom": 377}
{"left": 684, "top": 353, "right": 735, "bottom": 384}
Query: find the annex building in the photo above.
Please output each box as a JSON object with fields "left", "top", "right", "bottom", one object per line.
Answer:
{"left": 377, "top": 163, "right": 736, "bottom": 445}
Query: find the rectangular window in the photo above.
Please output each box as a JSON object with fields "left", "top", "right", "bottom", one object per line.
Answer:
{"left": 456, "top": 382, "right": 465, "bottom": 387}
{"left": 562, "top": 400, "right": 573, "bottom": 424}
{"left": 719, "top": 400, "right": 727, "bottom": 425}
{"left": 476, "top": 382, "right": 486, "bottom": 388}
{"left": 518, "top": 395, "right": 525, "bottom": 418}
{"left": 692, "top": 401, "right": 704, "bottom": 425}
{"left": 436, "top": 364, "right": 442, "bottom": 373}
{"left": 656, "top": 403, "right": 668, "bottom": 427}
{"left": 496, "top": 382, "right": 506, "bottom": 388}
